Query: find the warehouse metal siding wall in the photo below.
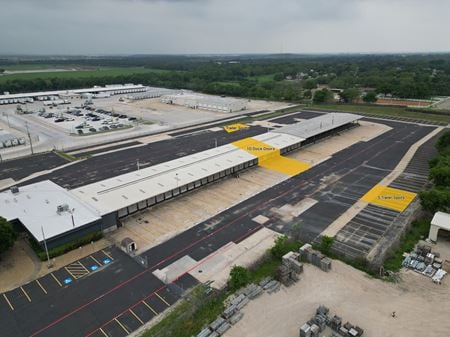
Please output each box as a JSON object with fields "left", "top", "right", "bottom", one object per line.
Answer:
{"left": 116, "top": 158, "right": 258, "bottom": 219}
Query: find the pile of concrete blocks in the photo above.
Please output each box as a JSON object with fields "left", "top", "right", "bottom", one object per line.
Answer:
{"left": 402, "top": 243, "right": 448, "bottom": 283}
{"left": 299, "top": 306, "right": 364, "bottom": 337}
{"left": 299, "top": 244, "right": 332, "bottom": 272}
{"left": 278, "top": 251, "right": 304, "bottom": 286}
{"left": 260, "top": 277, "right": 281, "bottom": 293}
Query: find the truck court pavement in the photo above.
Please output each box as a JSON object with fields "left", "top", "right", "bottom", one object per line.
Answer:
{"left": 0, "top": 118, "right": 439, "bottom": 337}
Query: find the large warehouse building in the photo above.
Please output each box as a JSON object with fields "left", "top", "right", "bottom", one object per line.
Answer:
{"left": 0, "top": 113, "right": 361, "bottom": 248}
{"left": 0, "top": 84, "right": 147, "bottom": 105}
{"left": 161, "top": 93, "right": 247, "bottom": 112}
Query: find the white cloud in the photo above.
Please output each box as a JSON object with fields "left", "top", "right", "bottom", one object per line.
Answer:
{"left": 0, "top": 0, "right": 449, "bottom": 54}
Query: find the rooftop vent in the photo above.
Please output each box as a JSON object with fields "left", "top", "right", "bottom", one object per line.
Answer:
{"left": 57, "top": 204, "right": 70, "bottom": 214}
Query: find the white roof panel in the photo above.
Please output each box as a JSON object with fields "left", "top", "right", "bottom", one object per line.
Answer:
{"left": 0, "top": 180, "right": 101, "bottom": 242}
{"left": 252, "top": 132, "right": 305, "bottom": 149}
{"left": 273, "top": 112, "right": 362, "bottom": 139}
{"left": 431, "top": 211, "right": 450, "bottom": 231}
{"left": 71, "top": 144, "right": 256, "bottom": 215}
{"left": 0, "top": 84, "right": 146, "bottom": 100}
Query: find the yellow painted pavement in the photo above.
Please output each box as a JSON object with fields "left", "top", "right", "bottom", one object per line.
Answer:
{"left": 361, "top": 184, "right": 417, "bottom": 212}
{"left": 232, "top": 137, "right": 311, "bottom": 176}
{"left": 223, "top": 123, "right": 249, "bottom": 133}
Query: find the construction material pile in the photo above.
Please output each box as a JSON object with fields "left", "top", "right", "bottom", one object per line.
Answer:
{"left": 196, "top": 281, "right": 269, "bottom": 337}
{"left": 278, "top": 251, "right": 304, "bottom": 286}
{"left": 299, "top": 306, "right": 364, "bottom": 337}
{"left": 402, "top": 243, "right": 448, "bottom": 284}
{"left": 299, "top": 244, "right": 332, "bottom": 272}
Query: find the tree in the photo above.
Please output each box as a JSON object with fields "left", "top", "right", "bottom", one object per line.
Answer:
{"left": 0, "top": 217, "right": 16, "bottom": 255}
{"left": 436, "top": 131, "right": 450, "bottom": 156}
{"left": 340, "top": 88, "right": 361, "bottom": 103}
{"left": 313, "top": 89, "right": 333, "bottom": 104}
{"left": 228, "top": 266, "right": 250, "bottom": 291}
{"left": 363, "top": 91, "right": 378, "bottom": 103}
{"left": 419, "top": 187, "right": 450, "bottom": 213}
{"left": 319, "top": 236, "right": 334, "bottom": 255}
{"left": 430, "top": 160, "right": 450, "bottom": 186}
{"left": 303, "top": 79, "right": 317, "bottom": 90}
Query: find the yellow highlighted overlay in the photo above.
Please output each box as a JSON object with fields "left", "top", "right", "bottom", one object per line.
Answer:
{"left": 361, "top": 185, "right": 417, "bottom": 212}
{"left": 223, "top": 123, "right": 249, "bottom": 133}
{"left": 232, "top": 137, "right": 311, "bottom": 176}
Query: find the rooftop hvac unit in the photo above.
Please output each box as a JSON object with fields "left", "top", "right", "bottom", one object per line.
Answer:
{"left": 56, "top": 204, "right": 70, "bottom": 214}
{"left": 10, "top": 186, "right": 19, "bottom": 194}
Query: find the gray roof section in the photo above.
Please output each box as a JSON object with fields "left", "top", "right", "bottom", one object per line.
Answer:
{"left": 273, "top": 112, "right": 362, "bottom": 139}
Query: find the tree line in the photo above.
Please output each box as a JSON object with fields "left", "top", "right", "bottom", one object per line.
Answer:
{"left": 1, "top": 54, "right": 450, "bottom": 100}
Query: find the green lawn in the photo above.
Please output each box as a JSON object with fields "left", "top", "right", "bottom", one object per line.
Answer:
{"left": 310, "top": 103, "right": 450, "bottom": 124}
{"left": 0, "top": 67, "right": 170, "bottom": 83}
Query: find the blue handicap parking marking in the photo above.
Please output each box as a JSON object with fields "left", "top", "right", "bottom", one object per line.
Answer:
{"left": 63, "top": 277, "right": 73, "bottom": 285}
{"left": 103, "top": 258, "right": 111, "bottom": 265}
{"left": 90, "top": 265, "right": 99, "bottom": 271}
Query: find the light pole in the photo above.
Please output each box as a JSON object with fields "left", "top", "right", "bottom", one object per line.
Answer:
{"left": 25, "top": 122, "right": 34, "bottom": 155}
{"left": 41, "top": 225, "right": 52, "bottom": 268}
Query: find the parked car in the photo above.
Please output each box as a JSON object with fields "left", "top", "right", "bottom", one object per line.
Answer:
{"left": 54, "top": 118, "right": 65, "bottom": 123}
{"left": 128, "top": 117, "right": 137, "bottom": 121}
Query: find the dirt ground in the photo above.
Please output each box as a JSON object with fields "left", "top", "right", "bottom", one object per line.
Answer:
{"left": 226, "top": 247, "right": 450, "bottom": 337}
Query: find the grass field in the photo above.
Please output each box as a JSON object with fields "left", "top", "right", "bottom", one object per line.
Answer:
{"left": 0, "top": 67, "right": 170, "bottom": 83}
{"left": 311, "top": 103, "right": 450, "bottom": 124}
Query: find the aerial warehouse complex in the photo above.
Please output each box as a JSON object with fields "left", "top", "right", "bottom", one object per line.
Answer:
{"left": 0, "top": 113, "right": 360, "bottom": 248}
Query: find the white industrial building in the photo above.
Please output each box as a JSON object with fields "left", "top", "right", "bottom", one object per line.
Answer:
{"left": 0, "top": 113, "right": 361, "bottom": 248}
{"left": 0, "top": 84, "right": 147, "bottom": 105}
{"left": 161, "top": 93, "right": 247, "bottom": 112}
{"left": 127, "top": 87, "right": 180, "bottom": 101}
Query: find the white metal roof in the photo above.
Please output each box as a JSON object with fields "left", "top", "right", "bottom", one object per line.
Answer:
{"left": 0, "top": 180, "right": 101, "bottom": 242}
{"left": 253, "top": 132, "right": 305, "bottom": 149}
{"left": 71, "top": 144, "right": 257, "bottom": 215}
{"left": 0, "top": 84, "right": 146, "bottom": 100}
{"left": 431, "top": 212, "right": 450, "bottom": 231}
{"left": 273, "top": 112, "right": 361, "bottom": 139}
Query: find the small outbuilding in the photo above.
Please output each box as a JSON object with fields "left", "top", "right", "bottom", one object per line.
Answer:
{"left": 428, "top": 211, "right": 450, "bottom": 242}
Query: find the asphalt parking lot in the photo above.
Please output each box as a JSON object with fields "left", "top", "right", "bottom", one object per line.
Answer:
{"left": 332, "top": 128, "right": 444, "bottom": 258}
{"left": 0, "top": 152, "right": 68, "bottom": 182}
{"left": 23, "top": 124, "right": 268, "bottom": 189}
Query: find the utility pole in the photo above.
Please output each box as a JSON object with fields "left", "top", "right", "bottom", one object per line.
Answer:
{"left": 25, "top": 122, "right": 34, "bottom": 155}
{"left": 214, "top": 138, "right": 217, "bottom": 148}
{"left": 41, "top": 225, "right": 52, "bottom": 268}
{"left": 137, "top": 159, "right": 140, "bottom": 170}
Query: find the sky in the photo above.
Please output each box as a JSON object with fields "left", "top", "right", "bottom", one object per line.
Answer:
{"left": 0, "top": 0, "right": 449, "bottom": 55}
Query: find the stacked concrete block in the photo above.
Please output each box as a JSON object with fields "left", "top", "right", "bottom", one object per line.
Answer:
{"left": 320, "top": 257, "right": 332, "bottom": 272}
{"left": 242, "top": 283, "right": 263, "bottom": 299}
{"left": 299, "top": 323, "right": 311, "bottom": 337}
{"left": 216, "top": 322, "right": 231, "bottom": 335}
{"left": 310, "top": 324, "right": 320, "bottom": 337}
{"left": 209, "top": 317, "right": 225, "bottom": 331}
{"left": 299, "top": 245, "right": 332, "bottom": 272}
{"left": 299, "top": 306, "right": 364, "bottom": 337}
{"left": 330, "top": 315, "right": 342, "bottom": 331}
{"left": 279, "top": 251, "right": 304, "bottom": 286}
{"left": 196, "top": 327, "right": 212, "bottom": 337}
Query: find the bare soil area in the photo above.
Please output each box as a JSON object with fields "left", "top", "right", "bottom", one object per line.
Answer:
{"left": 227, "top": 258, "right": 450, "bottom": 337}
